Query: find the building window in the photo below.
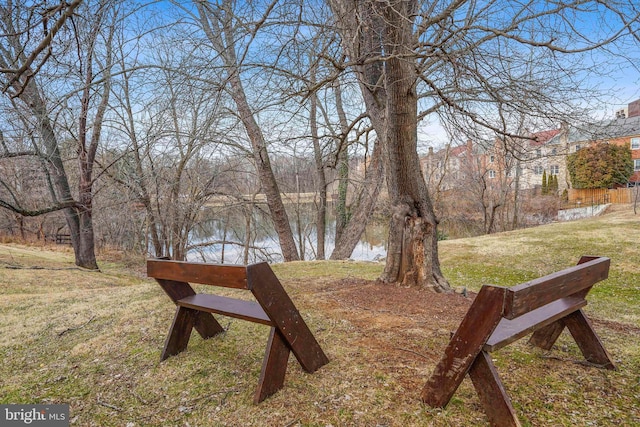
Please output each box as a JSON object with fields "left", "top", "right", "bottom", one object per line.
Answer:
{"left": 488, "top": 170, "right": 496, "bottom": 178}
{"left": 534, "top": 165, "right": 543, "bottom": 175}
{"left": 490, "top": 155, "right": 495, "bottom": 163}
{"left": 575, "top": 144, "right": 581, "bottom": 151}
{"left": 551, "top": 148, "right": 557, "bottom": 155}
{"left": 631, "top": 138, "right": 640, "bottom": 150}
{"left": 536, "top": 149, "right": 542, "bottom": 158}
{"left": 550, "top": 165, "right": 559, "bottom": 175}
{"left": 635, "top": 159, "right": 640, "bottom": 171}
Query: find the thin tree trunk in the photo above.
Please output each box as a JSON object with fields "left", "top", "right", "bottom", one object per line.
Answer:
{"left": 120, "top": 59, "right": 163, "bottom": 257}
{"left": 309, "top": 64, "right": 326, "bottom": 260}
{"left": 330, "top": 141, "right": 384, "bottom": 260}
{"left": 333, "top": 81, "right": 350, "bottom": 242}
{"left": 195, "top": 3, "right": 299, "bottom": 261}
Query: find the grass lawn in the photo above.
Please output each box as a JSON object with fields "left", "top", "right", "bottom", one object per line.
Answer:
{"left": 0, "top": 204, "right": 639, "bottom": 426}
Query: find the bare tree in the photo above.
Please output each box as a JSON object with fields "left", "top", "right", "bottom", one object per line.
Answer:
{"left": 190, "top": 0, "right": 300, "bottom": 261}
{"left": 105, "top": 37, "right": 230, "bottom": 260}
{"left": 328, "top": 0, "right": 640, "bottom": 290}
{"left": 329, "top": 0, "right": 448, "bottom": 290}
{"left": 0, "top": 0, "right": 121, "bottom": 269}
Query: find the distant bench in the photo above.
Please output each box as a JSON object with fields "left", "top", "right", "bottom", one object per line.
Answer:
{"left": 46, "top": 234, "right": 71, "bottom": 245}
{"left": 147, "top": 259, "right": 329, "bottom": 403}
{"left": 422, "top": 256, "right": 615, "bottom": 427}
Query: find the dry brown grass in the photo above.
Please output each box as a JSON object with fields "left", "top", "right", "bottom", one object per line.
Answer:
{"left": 1, "top": 206, "right": 639, "bottom": 426}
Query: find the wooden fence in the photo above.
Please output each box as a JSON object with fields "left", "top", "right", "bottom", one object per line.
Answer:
{"left": 567, "top": 188, "right": 637, "bottom": 205}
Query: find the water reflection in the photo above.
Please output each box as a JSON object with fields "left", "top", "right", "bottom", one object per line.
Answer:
{"left": 187, "top": 203, "right": 387, "bottom": 263}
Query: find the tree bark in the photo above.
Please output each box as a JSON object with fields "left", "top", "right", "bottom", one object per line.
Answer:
{"left": 330, "top": 141, "right": 384, "bottom": 260}
{"left": 333, "top": 81, "right": 350, "bottom": 243}
{"left": 309, "top": 63, "right": 326, "bottom": 260}
{"left": 21, "top": 79, "right": 92, "bottom": 267}
{"left": 329, "top": 0, "right": 449, "bottom": 291}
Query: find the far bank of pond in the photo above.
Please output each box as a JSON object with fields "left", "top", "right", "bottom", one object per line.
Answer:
{"left": 188, "top": 202, "right": 388, "bottom": 263}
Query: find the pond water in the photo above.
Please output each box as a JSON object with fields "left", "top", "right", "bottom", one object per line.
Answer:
{"left": 187, "top": 203, "right": 388, "bottom": 264}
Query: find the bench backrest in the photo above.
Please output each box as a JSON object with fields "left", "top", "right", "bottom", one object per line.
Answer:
{"left": 501, "top": 255, "right": 609, "bottom": 319}
{"left": 147, "top": 258, "right": 251, "bottom": 289}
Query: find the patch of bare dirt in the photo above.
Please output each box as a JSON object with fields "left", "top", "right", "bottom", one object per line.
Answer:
{"left": 300, "top": 277, "right": 637, "bottom": 397}
{"left": 302, "top": 278, "right": 476, "bottom": 391}
{"left": 311, "top": 277, "right": 473, "bottom": 327}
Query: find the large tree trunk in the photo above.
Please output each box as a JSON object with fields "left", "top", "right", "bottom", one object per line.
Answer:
{"left": 379, "top": 21, "right": 448, "bottom": 291}
{"left": 23, "top": 80, "right": 97, "bottom": 268}
{"left": 330, "top": 0, "right": 449, "bottom": 291}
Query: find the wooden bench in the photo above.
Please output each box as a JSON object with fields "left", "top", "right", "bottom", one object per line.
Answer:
{"left": 422, "top": 256, "right": 616, "bottom": 427}
{"left": 147, "top": 259, "right": 329, "bottom": 403}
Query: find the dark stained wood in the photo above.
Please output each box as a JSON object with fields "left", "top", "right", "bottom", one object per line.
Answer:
{"left": 528, "top": 318, "right": 566, "bottom": 350}
{"left": 178, "top": 294, "right": 273, "bottom": 326}
{"left": 161, "top": 306, "right": 196, "bottom": 361}
{"left": 484, "top": 296, "right": 586, "bottom": 352}
{"left": 469, "top": 351, "right": 521, "bottom": 427}
{"left": 148, "top": 258, "right": 328, "bottom": 404}
{"left": 248, "top": 262, "right": 329, "bottom": 373}
{"left": 254, "top": 328, "right": 291, "bottom": 404}
{"left": 421, "top": 285, "right": 506, "bottom": 407}
{"left": 423, "top": 256, "right": 615, "bottom": 426}
{"left": 154, "top": 278, "right": 225, "bottom": 339}
{"left": 148, "top": 259, "right": 248, "bottom": 289}
{"left": 564, "top": 309, "right": 616, "bottom": 369}
{"left": 155, "top": 278, "right": 197, "bottom": 301}
{"left": 504, "top": 257, "right": 609, "bottom": 319}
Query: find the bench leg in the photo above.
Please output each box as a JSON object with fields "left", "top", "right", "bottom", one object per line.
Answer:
{"left": 254, "top": 327, "right": 290, "bottom": 404}
{"left": 528, "top": 319, "right": 565, "bottom": 350}
{"left": 161, "top": 306, "right": 197, "bottom": 361}
{"left": 193, "top": 311, "right": 225, "bottom": 339}
{"left": 564, "top": 310, "right": 616, "bottom": 370}
{"left": 469, "top": 351, "right": 522, "bottom": 427}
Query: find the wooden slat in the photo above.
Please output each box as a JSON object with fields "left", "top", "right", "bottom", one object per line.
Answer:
{"left": 254, "top": 328, "right": 291, "bottom": 404}
{"left": 564, "top": 310, "right": 616, "bottom": 370}
{"left": 147, "top": 259, "right": 248, "bottom": 289}
{"left": 248, "top": 262, "right": 329, "bottom": 373}
{"left": 177, "top": 294, "right": 273, "bottom": 326}
{"left": 422, "top": 285, "right": 507, "bottom": 408}
{"left": 504, "top": 257, "right": 609, "bottom": 319}
{"left": 469, "top": 351, "right": 522, "bottom": 427}
{"left": 484, "top": 296, "right": 586, "bottom": 352}
{"left": 161, "top": 306, "right": 196, "bottom": 361}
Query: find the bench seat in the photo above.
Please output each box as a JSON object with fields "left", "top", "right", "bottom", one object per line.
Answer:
{"left": 177, "top": 294, "right": 273, "bottom": 326}
{"left": 484, "top": 295, "right": 587, "bottom": 352}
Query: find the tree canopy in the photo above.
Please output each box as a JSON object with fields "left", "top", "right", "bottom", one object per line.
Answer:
{"left": 567, "top": 143, "right": 633, "bottom": 189}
